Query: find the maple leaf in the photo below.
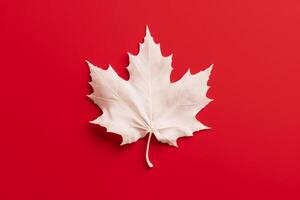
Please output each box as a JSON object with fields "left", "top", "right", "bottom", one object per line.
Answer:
{"left": 87, "top": 26, "right": 213, "bottom": 168}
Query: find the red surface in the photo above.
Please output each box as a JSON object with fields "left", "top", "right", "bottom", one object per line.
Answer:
{"left": 1, "top": 0, "right": 300, "bottom": 199}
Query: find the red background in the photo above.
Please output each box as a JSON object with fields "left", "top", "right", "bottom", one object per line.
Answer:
{"left": 1, "top": 0, "right": 300, "bottom": 199}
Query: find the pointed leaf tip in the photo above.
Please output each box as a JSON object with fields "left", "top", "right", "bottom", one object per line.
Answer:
{"left": 85, "top": 60, "right": 91, "bottom": 66}
{"left": 206, "top": 64, "right": 214, "bottom": 73}
{"left": 89, "top": 119, "right": 97, "bottom": 124}
{"left": 201, "top": 64, "right": 213, "bottom": 76}
{"left": 187, "top": 68, "right": 191, "bottom": 75}
{"left": 86, "top": 60, "right": 95, "bottom": 71}
{"left": 145, "top": 25, "right": 152, "bottom": 38}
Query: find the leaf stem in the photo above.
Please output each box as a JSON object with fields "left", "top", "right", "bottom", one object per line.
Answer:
{"left": 146, "top": 132, "right": 153, "bottom": 168}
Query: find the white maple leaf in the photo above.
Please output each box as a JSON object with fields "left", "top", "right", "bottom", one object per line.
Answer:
{"left": 87, "top": 26, "right": 213, "bottom": 168}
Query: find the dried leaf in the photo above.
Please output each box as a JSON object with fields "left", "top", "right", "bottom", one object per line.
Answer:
{"left": 87, "top": 26, "right": 213, "bottom": 167}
